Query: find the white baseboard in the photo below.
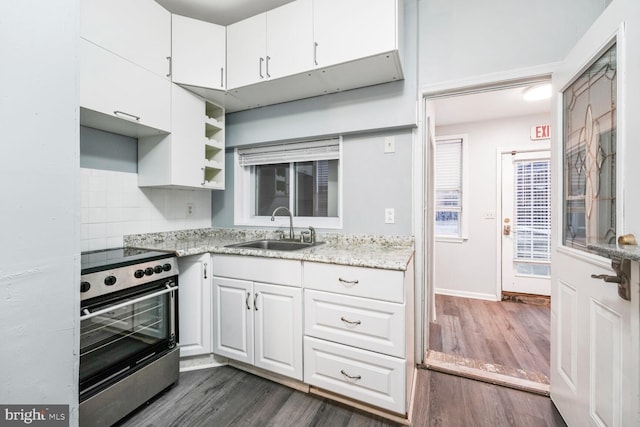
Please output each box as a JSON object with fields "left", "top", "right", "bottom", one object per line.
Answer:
{"left": 179, "top": 354, "right": 228, "bottom": 372}
{"left": 435, "top": 288, "right": 499, "bottom": 301}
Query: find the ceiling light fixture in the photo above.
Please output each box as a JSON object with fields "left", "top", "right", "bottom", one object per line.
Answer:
{"left": 523, "top": 84, "right": 552, "bottom": 101}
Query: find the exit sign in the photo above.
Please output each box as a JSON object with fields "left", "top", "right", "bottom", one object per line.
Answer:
{"left": 531, "top": 124, "right": 550, "bottom": 140}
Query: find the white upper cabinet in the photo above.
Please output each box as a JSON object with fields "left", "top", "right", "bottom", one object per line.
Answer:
{"left": 266, "top": 0, "right": 313, "bottom": 80}
{"left": 313, "top": 0, "right": 398, "bottom": 68}
{"left": 80, "top": 0, "right": 171, "bottom": 78}
{"left": 80, "top": 39, "right": 171, "bottom": 137}
{"left": 227, "top": 0, "right": 313, "bottom": 89}
{"left": 226, "top": 14, "right": 266, "bottom": 89}
{"left": 171, "top": 14, "right": 226, "bottom": 90}
{"left": 138, "top": 84, "right": 225, "bottom": 190}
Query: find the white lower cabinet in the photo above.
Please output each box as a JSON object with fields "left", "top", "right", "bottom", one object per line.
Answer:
{"left": 304, "top": 336, "right": 406, "bottom": 413}
{"left": 212, "top": 255, "right": 303, "bottom": 381}
{"left": 178, "top": 254, "right": 212, "bottom": 358}
{"left": 302, "top": 260, "right": 414, "bottom": 415}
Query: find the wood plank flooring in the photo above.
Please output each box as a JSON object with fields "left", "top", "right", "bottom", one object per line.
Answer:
{"left": 430, "top": 294, "right": 551, "bottom": 377}
{"left": 115, "top": 295, "right": 562, "bottom": 426}
{"left": 115, "top": 365, "right": 565, "bottom": 427}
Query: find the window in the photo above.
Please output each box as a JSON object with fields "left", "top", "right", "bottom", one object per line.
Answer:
{"left": 435, "top": 136, "right": 467, "bottom": 240}
{"left": 235, "top": 139, "right": 341, "bottom": 228}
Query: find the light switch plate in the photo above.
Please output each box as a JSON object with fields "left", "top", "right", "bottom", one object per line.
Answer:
{"left": 384, "top": 136, "right": 395, "bottom": 153}
{"left": 385, "top": 208, "right": 395, "bottom": 224}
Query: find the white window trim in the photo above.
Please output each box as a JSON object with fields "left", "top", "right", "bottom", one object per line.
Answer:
{"left": 233, "top": 138, "right": 343, "bottom": 229}
{"left": 435, "top": 134, "right": 469, "bottom": 243}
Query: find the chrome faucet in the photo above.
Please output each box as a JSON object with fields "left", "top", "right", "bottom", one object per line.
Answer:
{"left": 270, "top": 206, "right": 294, "bottom": 240}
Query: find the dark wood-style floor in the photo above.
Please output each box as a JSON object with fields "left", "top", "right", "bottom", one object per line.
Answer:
{"left": 430, "top": 294, "right": 551, "bottom": 377}
{"left": 116, "top": 295, "right": 563, "bottom": 426}
{"left": 116, "top": 365, "right": 565, "bottom": 427}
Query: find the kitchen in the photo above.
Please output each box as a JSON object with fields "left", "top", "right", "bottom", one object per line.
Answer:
{"left": 3, "top": 0, "right": 640, "bottom": 426}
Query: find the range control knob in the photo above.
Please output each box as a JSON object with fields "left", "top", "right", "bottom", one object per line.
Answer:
{"left": 162, "top": 263, "right": 172, "bottom": 272}
{"left": 80, "top": 281, "right": 91, "bottom": 293}
{"left": 145, "top": 267, "right": 154, "bottom": 276}
{"left": 134, "top": 269, "right": 145, "bottom": 279}
{"left": 154, "top": 265, "right": 163, "bottom": 274}
{"left": 104, "top": 276, "right": 117, "bottom": 286}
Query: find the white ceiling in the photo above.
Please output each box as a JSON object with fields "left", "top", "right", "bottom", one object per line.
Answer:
{"left": 155, "top": 0, "right": 295, "bottom": 25}
{"left": 432, "top": 86, "right": 551, "bottom": 127}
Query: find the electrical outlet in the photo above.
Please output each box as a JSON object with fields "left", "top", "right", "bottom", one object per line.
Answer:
{"left": 384, "top": 136, "right": 395, "bottom": 153}
{"left": 484, "top": 211, "right": 495, "bottom": 219}
{"left": 385, "top": 208, "right": 395, "bottom": 224}
{"left": 186, "top": 203, "right": 194, "bottom": 217}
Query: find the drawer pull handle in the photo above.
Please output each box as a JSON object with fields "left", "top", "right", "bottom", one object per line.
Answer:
{"left": 340, "top": 316, "right": 361, "bottom": 326}
{"left": 338, "top": 277, "right": 359, "bottom": 286}
{"left": 340, "top": 370, "right": 362, "bottom": 381}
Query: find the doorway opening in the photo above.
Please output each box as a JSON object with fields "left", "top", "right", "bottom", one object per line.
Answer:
{"left": 423, "top": 80, "right": 553, "bottom": 393}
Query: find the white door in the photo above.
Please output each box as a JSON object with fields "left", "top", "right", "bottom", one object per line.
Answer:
{"left": 312, "top": 0, "right": 397, "bottom": 68}
{"left": 171, "top": 15, "right": 226, "bottom": 90}
{"left": 253, "top": 282, "right": 303, "bottom": 380}
{"left": 177, "top": 254, "right": 212, "bottom": 357}
{"left": 501, "top": 151, "right": 551, "bottom": 296}
{"left": 266, "top": 0, "right": 313, "bottom": 80}
{"left": 226, "top": 13, "right": 266, "bottom": 89}
{"left": 551, "top": 1, "right": 640, "bottom": 425}
{"left": 212, "top": 276, "right": 254, "bottom": 364}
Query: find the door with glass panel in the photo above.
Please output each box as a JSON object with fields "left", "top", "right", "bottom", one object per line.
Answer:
{"left": 551, "top": 3, "right": 639, "bottom": 425}
{"left": 501, "top": 151, "right": 551, "bottom": 296}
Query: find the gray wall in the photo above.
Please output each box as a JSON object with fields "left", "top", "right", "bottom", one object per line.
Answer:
{"left": 0, "top": 0, "right": 80, "bottom": 424}
{"left": 80, "top": 126, "right": 137, "bottom": 172}
{"left": 225, "top": 0, "right": 418, "bottom": 146}
{"left": 419, "top": 0, "right": 606, "bottom": 86}
{"left": 212, "top": 129, "right": 414, "bottom": 235}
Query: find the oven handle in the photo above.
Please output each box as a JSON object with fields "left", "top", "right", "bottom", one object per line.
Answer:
{"left": 80, "top": 284, "right": 177, "bottom": 321}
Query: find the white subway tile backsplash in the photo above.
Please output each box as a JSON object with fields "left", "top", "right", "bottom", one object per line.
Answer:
{"left": 80, "top": 168, "right": 212, "bottom": 251}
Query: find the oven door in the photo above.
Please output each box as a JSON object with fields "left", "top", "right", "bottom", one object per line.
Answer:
{"left": 79, "top": 277, "right": 178, "bottom": 400}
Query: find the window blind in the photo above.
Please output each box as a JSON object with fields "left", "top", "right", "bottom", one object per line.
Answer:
{"left": 237, "top": 139, "right": 340, "bottom": 167}
{"left": 435, "top": 139, "right": 462, "bottom": 206}
{"left": 514, "top": 159, "right": 551, "bottom": 261}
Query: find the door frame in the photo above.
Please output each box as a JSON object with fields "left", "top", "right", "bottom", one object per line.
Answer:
{"left": 416, "top": 62, "right": 558, "bottom": 359}
{"left": 495, "top": 147, "right": 551, "bottom": 299}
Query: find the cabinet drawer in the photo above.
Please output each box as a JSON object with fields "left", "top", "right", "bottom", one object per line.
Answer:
{"left": 303, "top": 262, "right": 404, "bottom": 303}
{"left": 303, "top": 337, "right": 405, "bottom": 414}
{"left": 212, "top": 254, "right": 302, "bottom": 287}
{"left": 304, "top": 290, "right": 405, "bottom": 357}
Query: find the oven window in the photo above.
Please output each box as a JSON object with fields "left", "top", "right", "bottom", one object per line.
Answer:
{"left": 79, "top": 284, "right": 175, "bottom": 394}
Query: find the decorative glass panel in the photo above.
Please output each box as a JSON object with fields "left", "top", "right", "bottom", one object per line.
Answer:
{"left": 563, "top": 44, "right": 617, "bottom": 249}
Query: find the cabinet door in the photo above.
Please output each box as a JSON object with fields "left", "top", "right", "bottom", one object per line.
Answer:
{"left": 226, "top": 14, "right": 267, "bottom": 89}
{"left": 313, "top": 0, "right": 397, "bottom": 68}
{"left": 80, "top": 39, "right": 171, "bottom": 136}
{"left": 171, "top": 85, "right": 206, "bottom": 187}
{"left": 80, "top": 0, "right": 171, "bottom": 78}
{"left": 265, "top": 0, "right": 313, "bottom": 80}
{"left": 177, "top": 254, "right": 212, "bottom": 358}
{"left": 212, "top": 277, "right": 254, "bottom": 364}
{"left": 254, "top": 283, "right": 303, "bottom": 380}
{"left": 172, "top": 15, "right": 226, "bottom": 90}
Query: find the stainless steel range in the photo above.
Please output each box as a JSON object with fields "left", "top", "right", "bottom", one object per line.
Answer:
{"left": 79, "top": 248, "right": 179, "bottom": 427}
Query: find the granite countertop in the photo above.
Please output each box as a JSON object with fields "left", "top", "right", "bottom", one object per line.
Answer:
{"left": 587, "top": 242, "right": 640, "bottom": 261}
{"left": 124, "top": 228, "right": 415, "bottom": 271}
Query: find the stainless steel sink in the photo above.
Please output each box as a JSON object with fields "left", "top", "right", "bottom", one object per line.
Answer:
{"left": 225, "top": 239, "right": 324, "bottom": 251}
